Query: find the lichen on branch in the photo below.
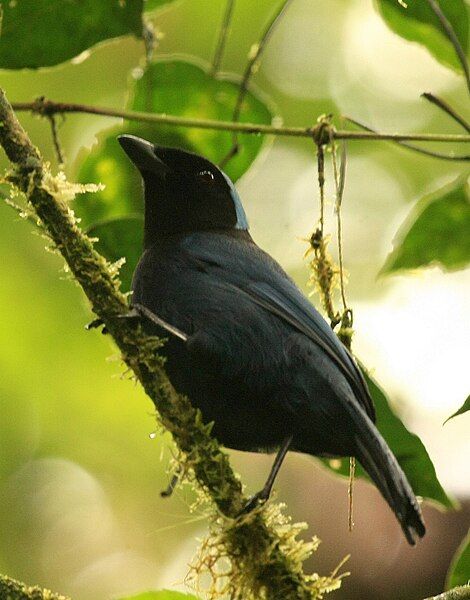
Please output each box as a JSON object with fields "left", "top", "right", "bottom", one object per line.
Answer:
{"left": 0, "top": 574, "right": 70, "bottom": 600}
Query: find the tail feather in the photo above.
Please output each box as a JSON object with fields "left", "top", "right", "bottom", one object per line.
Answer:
{"left": 354, "top": 422, "right": 426, "bottom": 545}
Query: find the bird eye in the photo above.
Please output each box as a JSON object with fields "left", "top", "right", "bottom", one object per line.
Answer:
{"left": 197, "top": 170, "right": 215, "bottom": 184}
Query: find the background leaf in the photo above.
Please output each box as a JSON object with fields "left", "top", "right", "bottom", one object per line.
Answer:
{"left": 325, "top": 372, "right": 453, "bottom": 509}
{"left": 145, "top": 0, "right": 179, "bottom": 11}
{"left": 130, "top": 60, "right": 273, "bottom": 182}
{"left": 75, "top": 126, "right": 147, "bottom": 229}
{"left": 382, "top": 177, "right": 470, "bottom": 274}
{"left": 87, "top": 216, "right": 144, "bottom": 292}
{"left": 374, "top": 0, "right": 469, "bottom": 73}
{"left": 444, "top": 395, "right": 470, "bottom": 425}
{"left": 76, "top": 59, "right": 272, "bottom": 228}
{"left": 118, "top": 590, "right": 199, "bottom": 600}
{"left": 0, "top": 0, "right": 144, "bottom": 69}
{"left": 446, "top": 530, "right": 470, "bottom": 589}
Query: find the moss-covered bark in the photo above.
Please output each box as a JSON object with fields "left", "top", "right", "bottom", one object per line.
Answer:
{"left": 0, "top": 575, "right": 70, "bottom": 600}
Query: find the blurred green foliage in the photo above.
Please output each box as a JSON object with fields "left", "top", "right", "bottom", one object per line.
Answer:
{"left": 447, "top": 530, "right": 470, "bottom": 589}
{"left": 383, "top": 177, "right": 470, "bottom": 273}
{"left": 0, "top": 0, "right": 144, "bottom": 69}
{"left": 119, "top": 591, "right": 199, "bottom": 600}
{"left": 444, "top": 394, "right": 470, "bottom": 425}
{"left": 88, "top": 216, "right": 144, "bottom": 291}
{"left": 375, "top": 0, "right": 469, "bottom": 72}
{"left": 145, "top": 0, "right": 179, "bottom": 12}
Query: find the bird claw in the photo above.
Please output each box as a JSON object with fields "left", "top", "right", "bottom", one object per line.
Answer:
{"left": 239, "top": 489, "right": 270, "bottom": 515}
{"left": 86, "top": 310, "right": 140, "bottom": 334}
{"left": 85, "top": 317, "right": 103, "bottom": 330}
{"left": 160, "top": 472, "right": 180, "bottom": 498}
{"left": 85, "top": 317, "right": 108, "bottom": 334}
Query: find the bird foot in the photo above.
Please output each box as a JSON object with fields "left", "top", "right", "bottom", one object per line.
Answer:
{"left": 160, "top": 472, "right": 180, "bottom": 498}
{"left": 85, "top": 317, "right": 108, "bottom": 334}
{"left": 86, "top": 310, "right": 142, "bottom": 334}
{"left": 239, "top": 488, "right": 271, "bottom": 515}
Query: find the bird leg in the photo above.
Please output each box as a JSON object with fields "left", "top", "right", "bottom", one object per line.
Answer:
{"left": 241, "top": 434, "right": 293, "bottom": 514}
{"left": 125, "top": 303, "right": 189, "bottom": 341}
{"left": 86, "top": 305, "right": 188, "bottom": 340}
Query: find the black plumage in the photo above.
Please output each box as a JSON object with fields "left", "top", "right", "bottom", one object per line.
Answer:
{"left": 118, "top": 134, "right": 425, "bottom": 545}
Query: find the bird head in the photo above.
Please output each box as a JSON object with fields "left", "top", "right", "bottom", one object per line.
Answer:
{"left": 118, "top": 134, "right": 248, "bottom": 247}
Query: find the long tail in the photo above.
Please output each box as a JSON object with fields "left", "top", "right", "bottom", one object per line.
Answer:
{"left": 352, "top": 414, "right": 426, "bottom": 545}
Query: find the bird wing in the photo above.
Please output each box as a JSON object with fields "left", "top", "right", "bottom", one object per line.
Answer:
{"left": 242, "top": 281, "right": 375, "bottom": 421}
{"left": 182, "top": 232, "right": 375, "bottom": 422}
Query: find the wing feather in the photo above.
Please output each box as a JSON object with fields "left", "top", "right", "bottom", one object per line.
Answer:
{"left": 182, "top": 232, "right": 375, "bottom": 421}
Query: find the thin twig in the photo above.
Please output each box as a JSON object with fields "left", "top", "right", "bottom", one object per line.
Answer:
{"left": 425, "top": 0, "right": 470, "bottom": 95}
{"left": 329, "top": 133, "right": 356, "bottom": 531}
{"left": 424, "top": 586, "right": 470, "bottom": 600}
{"left": 329, "top": 135, "right": 348, "bottom": 312}
{"left": 348, "top": 456, "right": 355, "bottom": 532}
{"left": 211, "top": 0, "right": 236, "bottom": 75}
{"left": 345, "top": 116, "right": 470, "bottom": 160}
{"left": 143, "top": 18, "right": 157, "bottom": 65}
{"left": 422, "top": 92, "right": 470, "bottom": 133}
{"left": 1, "top": 192, "right": 39, "bottom": 227}
{"left": 47, "top": 114, "right": 65, "bottom": 165}
{"left": 317, "top": 142, "right": 325, "bottom": 234}
{"left": 306, "top": 117, "right": 341, "bottom": 329}
{"left": 11, "top": 98, "right": 470, "bottom": 143}
{"left": 220, "top": 0, "right": 294, "bottom": 167}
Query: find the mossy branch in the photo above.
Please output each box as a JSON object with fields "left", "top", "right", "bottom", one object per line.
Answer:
{"left": 0, "top": 574, "right": 70, "bottom": 600}
{"left": 424, "top": 586, "right": 470, "bottom": 600}
{"left": 0, "top": 89, "right": 342, "bottom": 599}
{"left": 1, "top": 572, "right": 468, "bottom": 600}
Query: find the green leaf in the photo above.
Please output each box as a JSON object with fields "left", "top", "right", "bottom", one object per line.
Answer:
{"left": 0, "top": 0, "right": 144, "bottom": 69}
{"left": 374, "top": 0, "right": 469, "bottom": 73}
{"left": 130, "top": 60, "right": 273, "bottom": 182}
{"left": 444, "top": 395, "right": 470, "bottom": 425}
{"left": 382, "top": 177, "right": 470, "bottom": 274}
{"left": 144, "top": 0, "right": 178, "bottom": 11}
{"left": 325, "top": 372, "right": 454, "bottom": 509}
{"left": 87, "top": 216, "right": 144, "bottom": 292}
{"left": 76, "top": 59, "right": 272, "bottom": 228}
{"left": 117, "top": 590, "right": 199, "bottom": 600}
{"left": 447, "top": 530, "right": 470, "bottom": 589}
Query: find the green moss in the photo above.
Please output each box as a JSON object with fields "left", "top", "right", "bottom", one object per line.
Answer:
{"left": 0, "top": 574, "right": 70, "bottom": 600}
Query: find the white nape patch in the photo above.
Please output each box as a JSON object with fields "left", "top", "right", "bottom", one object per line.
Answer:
{"left": 221, "top": 171, "right": 249, "bottom": 230}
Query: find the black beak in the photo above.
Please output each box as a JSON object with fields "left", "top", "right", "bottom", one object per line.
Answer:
{"left": 118, "top": 134, "right": 169, "bottom": 176}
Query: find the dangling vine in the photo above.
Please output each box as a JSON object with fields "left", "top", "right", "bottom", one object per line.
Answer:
{"left": 306, "top": 114, "right": 358, "bottom": 532}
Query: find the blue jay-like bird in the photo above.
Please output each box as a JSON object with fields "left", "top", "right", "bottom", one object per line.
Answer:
{"left": 118, "top": 134, "right": 425, "bottom": 545}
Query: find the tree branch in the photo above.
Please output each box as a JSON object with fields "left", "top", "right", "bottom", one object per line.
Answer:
{"left": 345, "top": 116, "right": 470, "bottom": 161}
{"left": 220, "top": 0, "right": 294, "bottom": 166}
{"left": 1, "top": 571, "right": 468, "bottom": 600}
{"left": 0, "top": 89, "right": 342, "bottom": 599}
{"left": 425, "top": 0, "right": 470, "bottom": 96}
{"left": 10, "top": 98, "right": 470, "bottom": 144}
{"left": 421, "top": 92, "right": 470, "bottom": 133}
{"left": 0, "top": 574, "right": 70, "bottom": 600}
{"left": 210, "top": 0, "right": 236, "bottom": 75}
{"left": 424, "top": 586, "right": 470, "bottom": 600}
